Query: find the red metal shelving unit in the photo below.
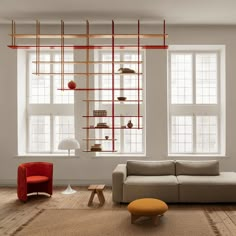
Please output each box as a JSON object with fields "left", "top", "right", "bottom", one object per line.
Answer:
{"left": 8, "top": 19, "right": 168, "bottom": 153}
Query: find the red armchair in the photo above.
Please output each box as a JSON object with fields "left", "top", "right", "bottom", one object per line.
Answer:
{"left": 17, "top": 162, "right": 53, "bottom": 202}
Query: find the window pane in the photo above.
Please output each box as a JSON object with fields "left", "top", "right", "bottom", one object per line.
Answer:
{"left": 171, "top": 54, "right": 192, "bottom": 104}
{"left": 29, "top": 54, "right": 50, "bottom": 104}
{"left": 94, "top": 50, "right": 144, "bottom": 154}
{"left": 196, "top": 54, "right": 217, "bottom": 104}
{"left": 54, "top": 75, "right": 74, "bottom": 104}
{"left": 29, "top": 116, "right": 50, "bottom": 152}
{"left": 54, "top": 53, "right": 74, "bottom": 104}
{"left": 196, "top": 116, "right": 218, "bottom": 153}
{"left": 171, "top": 116, "right": 193, "bottom": 153}
{"left": 124, "top": 118, "right": 143, "bottom": 153}
{"left": 54, "top": 116, "right": 75, "bottom": 152}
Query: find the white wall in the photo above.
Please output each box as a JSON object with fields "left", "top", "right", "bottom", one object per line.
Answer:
{"left": 0, "top": 23, "right": 235, "bottom": 186}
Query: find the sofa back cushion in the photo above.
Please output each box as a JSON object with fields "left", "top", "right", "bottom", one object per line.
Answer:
{"left": 127, "top": 160, "right": 175, "bottom": 176}
{"left": 176, "top": 160, "right": 219, "bottom": 176}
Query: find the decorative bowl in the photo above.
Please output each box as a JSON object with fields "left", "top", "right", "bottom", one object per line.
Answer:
{"left": 117, "top": 97, "right": 127, "bottom": 101}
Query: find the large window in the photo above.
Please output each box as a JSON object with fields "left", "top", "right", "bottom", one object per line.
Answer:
{"left": 27, "top": 51, "right": 74, "bottom": 153}
{"left": 168, "top": 47, "right": 225, "bottom": 155}
{"left": 94, "top": 50, "right": 145, "bottom": 155}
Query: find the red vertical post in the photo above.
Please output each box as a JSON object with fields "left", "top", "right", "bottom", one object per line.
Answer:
{"left": 86, "top": 20, "right": 90, "bottom": 151}
{"left": 138, "top": 20, "right": 140, "bottom": 129}
{"left": 112, "top": 20, "right": 115, "bottom": 151}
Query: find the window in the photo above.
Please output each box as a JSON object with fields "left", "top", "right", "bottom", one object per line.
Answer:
{"left": 27, "top": 51, "right": 74, "bottom": 153}
{"left": 94, "top": 50, "right": 145, "bottom": 155}
{"left": 168, "top": 47, "right": 225, "bottom": 155}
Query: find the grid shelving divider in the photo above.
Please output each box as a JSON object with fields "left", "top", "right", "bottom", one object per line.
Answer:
{"left": 8, "top": 19, "right": 168, "bottom": 153}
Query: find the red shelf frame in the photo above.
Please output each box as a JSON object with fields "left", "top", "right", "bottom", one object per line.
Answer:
{"left": 8, "top": 20, "right": 168, "bottom": 152}
{"left": 8, "top": 45, "right": 168, "bottom": 50}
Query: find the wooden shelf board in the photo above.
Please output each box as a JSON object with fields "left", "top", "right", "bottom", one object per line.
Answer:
{"left": 82, "top": 139, "right": 117, "bottom": 141}
{"left": 82, "top": 100, "right": 143, "bottom": 102}
{"left": 82, "top": 116, "right": 143, "bottom": 117}
{"left": 32, "top": 72, "right": 143, "bottom": 75}
{"left": 32, "top": 60, "right": 143, "bottom": 64}
{"left": 9, "top": 33, "right": 168, "bottom": 39}
{"left": 83, "top": 127, "right": 143, "bottom": 129}
{"left": 8, "top": 45, "right": 168, "bottom": 50}
{"left": 58, "top": 88, "right": 143, "bottom": 91}
{"left": 83, "top": 150, "right": 118, "bottom": 152}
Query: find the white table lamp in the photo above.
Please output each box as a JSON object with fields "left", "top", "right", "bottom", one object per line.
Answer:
{"left": 58, "top": 138, "right": 80, "bottom": 194}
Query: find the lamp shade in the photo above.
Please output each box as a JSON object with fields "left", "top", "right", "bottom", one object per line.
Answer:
{"left": 58, "top": 138, "right": 80, "bottom": 150}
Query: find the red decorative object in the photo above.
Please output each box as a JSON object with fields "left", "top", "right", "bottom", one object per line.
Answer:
{"left": 68, "top": 80, "right": 76, "bottom": 89}
{"left": 17, "top": 162, "right": 53, "bottom": 202}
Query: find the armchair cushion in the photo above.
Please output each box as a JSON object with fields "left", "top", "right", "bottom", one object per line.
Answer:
{"left": 27, "top": 176, "right": 49, "bottom": 184}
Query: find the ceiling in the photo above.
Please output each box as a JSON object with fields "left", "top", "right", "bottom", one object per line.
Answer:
{"left": 1, "top": 0, "right": 236, "bottom": 25}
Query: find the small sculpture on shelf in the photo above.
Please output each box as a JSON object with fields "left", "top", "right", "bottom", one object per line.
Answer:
{"left": 118, "top": 68, "right": 135, "bottom": 73}
{"left": 127, "top": 120, "right": 133, "bottom": 128}
{"left": 105, "top": 136, "right": 109, "bottom": 140}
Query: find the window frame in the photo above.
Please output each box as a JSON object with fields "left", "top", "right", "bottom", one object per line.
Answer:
{"left": 168, "top": 47, "right": 225, "bottom": 156}
{"left": 26, "top": 50, "right": 74, "bottom": 154}
{"left": 93, "top": 49, "right": 146, "bottom": 156}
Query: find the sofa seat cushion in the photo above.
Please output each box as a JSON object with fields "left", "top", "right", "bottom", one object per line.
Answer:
{"left": 123, "top": 176, "right": 178, "bottom": 203}
{"left": 125, "top": 175, "right": 178, "bottom": 186}
{"left": 177, "top": 172, "right": 236, "bottom": 185}
{"left": 177, "top": 172, "right": 236, "bottom": 202}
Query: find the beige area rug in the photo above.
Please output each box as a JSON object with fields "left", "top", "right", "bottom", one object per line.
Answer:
{"left": 14, "top": 208, "right": 219, "bottom": 236}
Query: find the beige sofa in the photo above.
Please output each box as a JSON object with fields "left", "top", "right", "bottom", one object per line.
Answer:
{"left": 112, "top": 160, "right": 236, "bottom": 203}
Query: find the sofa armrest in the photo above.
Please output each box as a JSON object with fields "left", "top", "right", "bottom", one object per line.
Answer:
{"left": 112, "top": 164, "right": 127, "bottom": 203}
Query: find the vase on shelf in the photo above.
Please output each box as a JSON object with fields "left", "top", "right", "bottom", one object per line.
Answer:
{"left": 127, "top": 120, "right": 133, "bottom": 128}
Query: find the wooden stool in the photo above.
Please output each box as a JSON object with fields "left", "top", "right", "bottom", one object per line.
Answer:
{"left": 127, "top": 198, "right": 168, "bottom": 226}
{"left": 88, "top": 184, "right": 105, "bottom": 206}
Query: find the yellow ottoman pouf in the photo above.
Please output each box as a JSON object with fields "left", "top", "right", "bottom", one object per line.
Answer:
{"left": 127, "top": 198, "right": 168, "bottom": 225}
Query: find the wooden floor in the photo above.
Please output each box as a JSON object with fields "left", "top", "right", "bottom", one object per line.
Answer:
{"left": 1, "top": 186, "right": 236, "bottom": 235}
